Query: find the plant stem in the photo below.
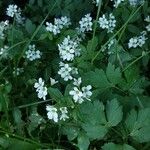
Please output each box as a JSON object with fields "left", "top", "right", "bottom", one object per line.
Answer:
{"left": 91, "top": 5, "right": 142, "bottom": 64}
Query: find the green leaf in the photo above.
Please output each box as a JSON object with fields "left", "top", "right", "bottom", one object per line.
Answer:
{"left": 25, "top": 19, "right": 36, "bottom": 34}
{"left": 84, "top": 69, "right": 111, "bottom": 89}
{"left": 48, "top": 87, "right": 63, "bottom": 102}
{"left": 106, "top": 99, "right": 123, "bottom": 127}
{"left": 0, "top": 137, "right": 39, "bottom": 150}
{"left": 106, "top": 63, "right": 122, "bottom": 85}
{"left": 62, "top": 126, "right": 79, "bottom": 141}
{"left": 102, "top": 142, "right": 136, "bottom": 150}
{"left": 77, "top": 132, "right": 90, "bottom": 150}
{"left": 82, "top": 124, "right": 108, "bottom": 140}
{"left": 125, "top": 108, "right": 150, "bottom": 143}
{"left": 79, "top": 101, "right": 108, "bottom": 140}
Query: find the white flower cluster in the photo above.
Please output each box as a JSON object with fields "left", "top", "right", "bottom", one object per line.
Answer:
{"left": 111, "top": 0, "right": 124, "bottom": 8}
{"left": 94, "top": 0, "right": 100, "bottom": 6}
{"left": 46, "top": 105, "right": 69, "bottom": 122}
{"left": 34, "top": 78, "right": 48, "bottom": 100}
{"left": 145, "top": 16, "right": 150, "bottom": 32}
{"left": 46, "top": 16, "right": 71, "bottom": 35}
{"left": 129, "top": 0, "right": 145, "bottom": 6}
{"left": 6, "top": 4, "right": 24, "bottom": 24}
{"left": 58, "top": 62, "right": 78, "bottom": 81}
{"left": 25, "top": 44, "right": 42, "bottom": 61}
{"left": 102, "top": 39, "right": 117, "bottom": 55}
{"left": 79, "top": 14, "right": 93, "bottom": 33}
{"left": 58, "top": 36, "right": 81, "bottom": 61}
{"left": 128, "top": 31, "right": 147, "bottom": 49}
{"left": 0, "top": 20, "right": 9, "bottom": 39}
{"left": 98, "top": 13, "right": 116, "bottom": 33}
{"left": 13, "top": 68, "right": 24, "bottom": 76}
{"left": 69, "top": 78, "right": 92, "bottom": 104}
{"left": 0, "top": 45, "right": 9, "bottom": 56}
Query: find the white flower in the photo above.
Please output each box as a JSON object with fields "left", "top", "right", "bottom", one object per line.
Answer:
{"left": 79, "top": 14, "right": 93, "bottom": 33}
{"left": 34, "top": 78, "right": 44, "bottom": 91}
{"left": 46, "top": 22, "right": 60, "bottom": 35}
{"left": 82, "top": 85, "right": 92, "bottom": 101}
{"left": 0, "top": 45, "right": 9, "bottom": 56}
{"left": 98, "top": 13, "right": 116, "bottom": 33}
{"left": 37, "top": 86, "right": 47, "bottom": 100}
{"left": 6, "top": 4, "right": 18, "bottom": 17}
{"left": 13, "top": 67, "right": 24, "bottom": 76}
{"left": 146, "top": 24, "right": 150, "bottom": 32}
{"left": 0, "top": 20, "right": 9, "bottom": 39}
{"left": 71, "top": 67, "right": 79, "bottom": 75}
{"left": 46, "top": 16, "right": 71, "bottom": 35}
{"left": 128, "top": 31, "right": 147, "bottom": 48}
{"left": 34, "top": 78, "right": 47, "bottom": 100}
{"left": 111, "top": 0, "right": 124, "bottom": 8}
{"left": 60, "top": 107, "right": 69, "bottom": 121}
{"left": 46, "top": 105, "right": 58, "bottom": 122}
{"left": 25, "top": 44, "right": 42, "bottom": 61}
{"left": 50, "top": 77, "right": 58, "bottom": 86}
{"left": 6, "top": 5, "right": 24, "bottom": 24}
{"left": 58, "top": 36, "right": 81, "bottom": 61}
{"left": 54, "top": 16, "right": 71, "bottom": 29}
{"left": 73, "top": 78, "right": 82, "bottom": 86}
{"left": 69, "top": 87, "right": 84, "bottom": 103}
{"left": 145, "top": 16, "right": 150, "bottom": 23}
{"left": 58, "top": 63, "right": 73, "bottom": 81}
{"left": 98, "top": 14, "right": 109, "bottom": 29}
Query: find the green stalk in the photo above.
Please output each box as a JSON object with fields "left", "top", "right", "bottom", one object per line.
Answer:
{"left": 91, "top": 5, "right": 142, "bottom": 64}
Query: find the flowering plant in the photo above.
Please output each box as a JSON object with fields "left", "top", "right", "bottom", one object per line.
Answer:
{"left": 0, "top": 0, "right": 150, "bottom": 149}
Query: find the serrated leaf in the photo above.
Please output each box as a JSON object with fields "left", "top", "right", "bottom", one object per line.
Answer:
{"left": 125, "top": 108, "right": 150, "bottom": 143}
{"left": 82, "top": 124, "right": 108, "bottom": 140}
{"left": 106, "top": 63, "right": 122, "bottom": 85}
{"left": 84, "top": 69, "right": 112, "bottom": 89}
{"left": 106, "top": 99, "right": 123, "bottom": 127}
{"left": 77, "top": 132, "right": 90, "bottom": 150}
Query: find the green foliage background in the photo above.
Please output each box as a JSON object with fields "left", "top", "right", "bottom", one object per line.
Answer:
{"left": 0, "top": 0, "right": 150, "bottom": 150}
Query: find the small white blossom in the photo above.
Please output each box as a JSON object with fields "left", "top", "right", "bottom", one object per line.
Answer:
{"left": 111, "top": 0, "right": 124, "bottom": 8}
{"left": 82, "top": 85, "right": 92, "bottom": 101}
{"left": 79, "top": 14, "right": 93, "bottom": 33}
{"left": 25, "top": 44, "right": 42, "bottom": 61}
{"left": 58, "top": 63, "right": 73, "bottom": 81}
{"left": 0, "top": 45, "right": 9, "bottom": 56}
{"left": 37, "top": 86, "right": 47, "bottom": 100}
{"left": 73, "top": 78, "right": 82, "bottom": 87}
{"left": 50, "top": 77, "right": 58, "bottom": 86}
{"left": 34, "top": 78, "right": 44, "bottom": 91}
{"left": 58, "top": 36, "right": 81, "bottom": 61}
{"left": 145, "top": 16, "right": 150, "bottom": 23}
{"left": 13, "top": 67, "right": 24, "bottom": 76}
{"left": 0, "top": 20, "right": 9, "bottom": 39}
{"left": 34, "top": 78, "right": 47, "bottom": 100}
{"left": 6, "top": 4, "right": 18, "bottom": 17}
{"left": 69, "top": 87, "right": 84, "bottom": 103}
{"left": 60, "top": 107, "right": 69, "bottom": 121}
{"left": 146, "top": 24, "right": 150, "bottom": 32}
{"left": 128, "top": 31, "right": 147, "bottom": 48}
{"left": 98, "top": 13, "right": 116, "bottom": 33}
{"left": 46, "top": 16, "right": 71, "bottom": 35}
{"left": 6, "top": 5, "right": 24, "bottom": 24}
{"left": 46, "top": 105, "right": 58, "bottom": 122}
{"left": 71, "top": 67, "right": 79, "bottom": 75}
